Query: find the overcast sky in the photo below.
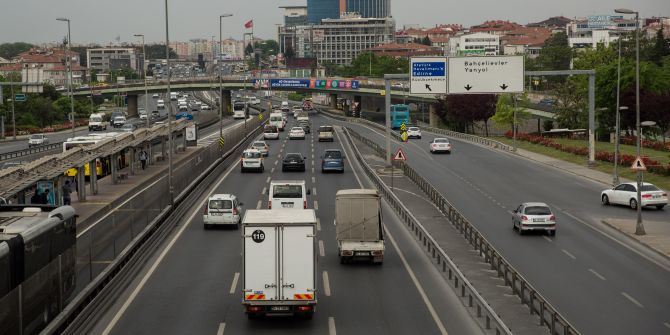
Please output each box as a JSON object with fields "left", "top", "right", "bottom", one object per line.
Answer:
{"left": 0, "top": 0, "right": 668, "bottom": 45}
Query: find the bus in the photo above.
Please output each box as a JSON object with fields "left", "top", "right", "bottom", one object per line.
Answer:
{"left": 0, "top": 205, "right": 77, "bottom": 334}
{"left": 63, "top": 133, "right": 128, "bottom": 179}
{"left": 390, "top": 104, "right": 410, "bottom": 130}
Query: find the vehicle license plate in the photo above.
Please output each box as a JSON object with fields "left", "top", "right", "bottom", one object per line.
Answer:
{"left": 282, "top": 203, "right": 293, "bottom": 208}
{"left": 532, "top": 218, "right": 545, "bottom": 222}
{"left": 271, "top": 306, "right": 290, "bottom": 311}
{"left": 355, "top": 251, "right": 370, "bottom": 256}
{"left": 212, "top": 213, "right": 223, "bottom": 216}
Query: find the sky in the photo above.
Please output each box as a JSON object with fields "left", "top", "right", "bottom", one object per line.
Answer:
{"left": 0, "top": 0, "right": 668, "bottom": 45}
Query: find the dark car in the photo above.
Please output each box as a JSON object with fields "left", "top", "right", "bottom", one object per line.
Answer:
{"left": 539, "top": 98, "right": 556, "bottom": 106}
{"left": 321, "top": 149, "right": 345, "bottom": 173}
{"left": 282, "top": 153, "right": 306, "bottom": 172}
{"left": 298, "top": 121, "right": 311, "bottom": 134}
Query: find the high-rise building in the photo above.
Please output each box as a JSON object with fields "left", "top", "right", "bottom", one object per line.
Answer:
{"left": 307, "top": 0, "right": 340, "bottom": 24}
{"left": 345, "top": 0, "right": 390, "bottom": 18}
{"left": 281, "top": 6, "right": 309, "bottom": 27}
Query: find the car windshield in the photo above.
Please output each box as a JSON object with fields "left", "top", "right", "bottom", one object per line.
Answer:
{"left": 641, "top": 185, "right": 660, "bottom": 192}
{"left": 91, "top": 117, "right": 102, "bottom": 122}
{"left": 285, "top": 154, "right": 302, "bottom": 160}
{"left": 320, "top": 126, "right": 333, "bottom": 132}
{"left": 292, "top": 128, "right": 303, "bottom": 132}
{"left": 244, "top": 151, "right": 261, "bottom": 158}
{"left": 434, "top": 139, "right": 449, "bottom": 143}
{"left": 252, "top": 142, "right": 265, "bottom": 148}
{"left": 409, "top": 127, "right": 420, "bottom": 131}
{"left": 324, "top": 151, "right": 342, "bottom": 159}
{"left": 272, "top": 185, "right": 303, "bottom": 198}
{"left": 525, "top": 206, "right": 552, "bottom": 215}
{"left": 264, "top": 126, "right": 277, "bottom": 133}
{"left": 30, "top": 135, "right": 43, "bottom": 139}
{"left": 209, "top": 199, "right": 232, "bottom": 209}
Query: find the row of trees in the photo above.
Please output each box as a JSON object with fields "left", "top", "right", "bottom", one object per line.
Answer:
{"left": 324, "top": 52, "right": 409, "bottom": 78}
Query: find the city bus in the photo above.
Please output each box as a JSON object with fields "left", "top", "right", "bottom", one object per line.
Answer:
{"left": 63, "top": 133, "right": 128, "bottom": 179}
{"left": 390, "top": 104, "right": 410, "bottom": 130}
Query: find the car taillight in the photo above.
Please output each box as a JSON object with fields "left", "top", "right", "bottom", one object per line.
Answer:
{"left": 268, "top": 201, "right": 272, "bottom": 209}
{"left": 549, "top": 215, "right": 556, "bottom": 221}
{"left": 304, "top": 201, "right": 307, "bottom": 209}
{"left": 203, "top": 205, "right": 208, "bottom": 215}
{"left": 521, "top": 215, "right": 528, "bottom": 221}
{"left": 233, "top": 207, "right": 238, "bottom": 215}
{"left": 641, "top": 194, "right": 652, "bottom": 199}
{"left": 297, "top": 306, "right": 313, "bottom": 311}
{"left": 663, "top": 193, "right": 668, "bottom": 197}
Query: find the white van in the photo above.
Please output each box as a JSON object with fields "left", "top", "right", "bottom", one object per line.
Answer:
{"left": 203, "top": 194, "right": 243, "bottom": 229}
{"left": 269, "top": 112, "right": 285, "bottom": 131}
{"left": 88, "top": 113, "right": 108, "bottom": 131}
{"left": 157, "top": 99, "right": 165, "bottom": 109}
{"left": 269, "top": 180, "right": 309, "bottom": 210}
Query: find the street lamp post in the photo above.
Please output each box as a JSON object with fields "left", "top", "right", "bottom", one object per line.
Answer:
{"left": 614, "top": 33, "right": 624, "bottom": 186}
{"left": 134, "top": 34, "right": 150, "bottom": 128}
{"left": 56, "top": 17, "right": 75, "bottom": 139}
{"left": 219, "top": 14, "right": 233, "bottom": 140}
{"left": 164, "top": 0, "right": 174, "bottom": 205}
{"left": 615, "top": 8, "right": 644, "bottom": 235}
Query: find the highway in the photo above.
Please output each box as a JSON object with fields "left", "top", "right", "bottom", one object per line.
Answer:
{"left": 320, "top": 111, "right": 670, "bottom": 335}
{"left": 89, "top": 113, "right": 483, "bottom": 335}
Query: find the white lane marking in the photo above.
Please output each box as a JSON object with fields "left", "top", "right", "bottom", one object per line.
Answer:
{"left": 313, "top": 187, "right": 317, "bottom": 195}
{"left": 314, "top": 201, "right": 319, "bottom": 210}
{"left": 271, "top": 167, "right": 275, "bottom": 173}
{"left": 217, "top": 323, "right": 225, "bottom": 335}
{"left": 322, "top": 271, "right": 331, "bottom": 296}
{"left": 229, "top": 273, "right": 240, "bottom": 294}
{"left": 274, "top": 160, "right": 278, "bottom": 166}
{"left": 543, "top": 236, "right": 553, "bottom": 243}
{"left": 334, "top": 128, "right": 363, "bottom": 187}
{"left": 328, "top": 317, "right": 337, "bottom": 335}
{"left": 256, "top": 200, "right": 262, "bottom": 209}
{"left": 588, "top": 269, "right": 606, "bottom": 281}
{"left": 562, "top": 249, "right": 577, "bottom": 260}
{"left": 101, "top": 157, "right": 238, "bottom": 335}
{"left": 621, "top": 292, "right": 644, "bottom": 308}
{"left": 333, "top": 219, "right": 336, "bottom": 226}
{"left": 266, "top": 176, "right": 271, "bottom": 183}
{"left": 261, "top": 187, "right": 266, "bottom": 195}
{"left": 319, "top": 240, "right": 325, "bottom": 257}
{"left": 386, "top": 228, "right": 449, "bottom": 335}
{"left": 663, "top": 322, "right": 670, "bottom": 329}
{"left": 311, "top": 176, "right": 316, "bottom": 183}
{"left": 317, "top": 218, "right": 321, "bottom": 231}
{"left": 312, "top": 167, "right": 315, "bottom": 174}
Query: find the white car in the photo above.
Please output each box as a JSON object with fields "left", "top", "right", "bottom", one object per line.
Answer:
{"left": 289, "top": 127, "right": 306, "bottom": 140}
{"left": 601, "top": 182, "right": 667, "bottom": 210}
{"left": 201, "top": 104, "right": 211, "bottom": 110}
{"left": 429, "top": 138, "right": 452, "bottom": 154}
{"left": 203, "top": 194, "right": 242, "bottom": 229}
{"left": 512, "top": 202, "right": 556, "bottom": 235}
{"left": 251, "top": 141, "right": 269, "bottom": 157}
{"left": 407, "top": 127, "right": 422, "bottom": 139}
{"left": 28, "top": 134, "right": 49, "bottom": 147}
{"left": 112, "top": 116, "right": 127, "bottom": 127}
{"left": 152, "top": 93, "right": 159, "bottom": 98}
{"left": 241, "top": 149, "right": 264, "bottom": 172}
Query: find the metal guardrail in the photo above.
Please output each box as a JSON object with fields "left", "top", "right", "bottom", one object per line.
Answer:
{"left": 418, "top": 124, "right": 514, "bottom": 151}
{"left": 345, "top": 126, "right": 579, "bottom": 335}
{"left": 342, "top": 127, "right": 512, "bottom": 335}
{"left": 0, "top": 142, "right": 64, "bottom": 161}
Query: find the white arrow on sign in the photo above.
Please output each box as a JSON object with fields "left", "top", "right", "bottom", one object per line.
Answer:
{"left": 448, "top": 55, "right": 524, "bottom": 94}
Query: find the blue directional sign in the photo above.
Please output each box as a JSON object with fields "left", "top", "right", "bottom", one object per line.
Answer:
{"left": 410, "top": 57, "right": 447, "bottom": 94}
{"left": 14, "top": 94, "right": 26, "bottom": 102}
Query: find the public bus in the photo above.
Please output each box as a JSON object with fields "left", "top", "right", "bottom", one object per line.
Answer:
{"left": 63, "top": 133, "right": 128, "bottom": 179}
{"left": 390, "top": 104, "right": 410, "bottom": 130}
{"left": 0, "top": 205, "right": 77, "bottom": 334}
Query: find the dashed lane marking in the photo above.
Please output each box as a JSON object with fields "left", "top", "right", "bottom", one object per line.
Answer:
{"left": 266, "top": 176, "right": 271, "bottom": 183}
{"left": 323, "top": 271, "right": 331, "bottom": 296}
{"left": 319, "top": 240, "right": 325, "bottom": 257}
{"left": 588, "top": 269, "right": 606, "bottom": 281}
{"left": 256, "top": 200, "right": 262, "bottom": 209}
{"left": 328, "top": 317, "right": 337, "bottom": 335}
{"left": 562, "top": 249, "right": 577, "bottom": 260}
{"left": 314, "top": 201, "right": 319, "bottom": 210}
{"left": 317, "top": 218, "right": 321, "bottom": 231}
{"left": 261, "top": 187, "right": 266, "bottom": 195}
{"left": 229, "top": 273, "right": 240, "bottom": 294}
{"left": 217, "top": 323, "right": 225, "bottom": 335}
{"left": 621, "top": 292, "right": 644, "bottom": 308}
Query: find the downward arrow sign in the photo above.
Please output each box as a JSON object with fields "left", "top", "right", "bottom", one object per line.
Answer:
{"left": 464, "top": 84, "right": 473, "bottom": 91}
{"left": 500, "top": 84, "right": 509, "bottom": 90}
{"left": 425, "top": 84, "right": 432, "bottom": 92}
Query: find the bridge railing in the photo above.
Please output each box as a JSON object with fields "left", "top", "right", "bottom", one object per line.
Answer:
{"left": 345, "top": 126, "right": 579, "bottom": 335}
{"left": 0, "top": 142, "right": 63, "bottom": 162}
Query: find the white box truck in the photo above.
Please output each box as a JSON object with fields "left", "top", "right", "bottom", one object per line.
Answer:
{"left": 335, "top": 189, "right": 385, "bottom": 264}
{"left": 242, "top": 209, "right": 317, "bottom": 319}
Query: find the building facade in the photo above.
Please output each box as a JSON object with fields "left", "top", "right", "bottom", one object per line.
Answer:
{"left": 86, "top": 48, "right": 139, "bottom": 73}
{"left": 448, "top": 32, "right": 500, "bottom": 56}
{"left": 281, "top": 6, "right": 309, "bottom": 27}
{"left": 566, "top": 15, "right": 637, "bottom": 49}
{"left": 307, "top": 0, "right": 340, "bottom": 24}
{"left": 0, "top": 48, "right": 87, "bottom": 85}
{"left": 345, "top": 0, "right": 390, "bottom": 18}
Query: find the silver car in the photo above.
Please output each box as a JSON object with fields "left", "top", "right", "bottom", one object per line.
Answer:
{"left": 512, "top": 202, "right": 556, "bottom": 236}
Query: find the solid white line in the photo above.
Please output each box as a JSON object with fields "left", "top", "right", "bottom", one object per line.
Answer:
{"left": 319, "top": 240, "right": 325, "bottom": 257}
{"left": 322, "top": 271, "right": 331, "bottom": 296}
{"left": 229, "top": 272, "right": 240, "bottom": 294}
{"left": 317, "top": 218, "right": 321, "bottom": 231}
{"left": 386, "top": 228, "right": 449, "bottom": 335}
{"left": 621, "top": 292, "right": 644, "bottom": 308}
{"left": 261, "top": 187, "right": 266, "bottom": 195}
{"left": 588, "top": 269, "right": 606, "bottom": 281}
{"left": 256, "top": 200, "right": 262, "bottom": 209}
{"left": 314, "top": 201, "right": 319, "bottom": 210}
{"left": 101, "top": 157, "right": 238, "bottom": 335}
{"left": 217, "top": 323, "right": 225, "bottom": 335}
{"left": 328, "top": 317, "right": 337, "bottom": 335}
{"left": 562, "top": 249, "right": 577, "bottom": 260}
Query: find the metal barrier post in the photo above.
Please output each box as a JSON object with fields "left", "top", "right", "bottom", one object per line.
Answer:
{"left": 89, "top": 159, "right": 98, "bottom": 195}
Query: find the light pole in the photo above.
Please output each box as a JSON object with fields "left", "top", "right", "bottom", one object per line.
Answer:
{"left": 57, "top": 17, "right": 75, "bottom": 139}
{"left": 615, "top": 8, "right": 644, "bottom": 235}
{"left": 219, "top": 14, "right": 233, "bottom": 140}
{"left": 164, "top": 0, "right": 174, "bottom": 205}
{"left": 614, "top": 32, "right": 624, "bottom": 186}
{"left": 134, "top": 34, "right": 150, "bottom": 128}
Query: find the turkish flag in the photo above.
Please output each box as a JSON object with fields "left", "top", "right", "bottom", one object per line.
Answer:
{"left": 244, "top": 20, "right": 253, "bottom": 29}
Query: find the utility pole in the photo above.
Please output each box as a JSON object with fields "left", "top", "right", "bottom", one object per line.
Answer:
{"left": 134, "top": 34, "right": 150, "bottom": 128}
{"left": 164, "top": 0, "right": 174, "bottom": 205}
{"left": 57, "top": 17, "right": 75, "bottom": 139}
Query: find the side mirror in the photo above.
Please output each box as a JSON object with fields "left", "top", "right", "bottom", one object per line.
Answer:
{"left": 304, "top": 156, "right": 307, "bottom": 160}
{"left": 307, "top": 189, "right": 311, "bottom": 195}
{"left": 239, "top": 202, "right": 244, "bottom": 206}
{"left": 513, "top": 209, "right": 518, "bottom": 213}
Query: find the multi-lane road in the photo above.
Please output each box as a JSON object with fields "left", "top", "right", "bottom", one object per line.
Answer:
{"left": 88, "top": 113, "right": 483, "bottom": 335}
{"left": 322, "top": 111, "right": 670, "bottom": 335}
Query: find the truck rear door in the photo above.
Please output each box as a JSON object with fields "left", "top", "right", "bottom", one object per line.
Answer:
{"left": 244, "top": 226, "right": 277, "bottom": 301}
{"left": 280, "top": 226, "right": 315, "bottom": 301}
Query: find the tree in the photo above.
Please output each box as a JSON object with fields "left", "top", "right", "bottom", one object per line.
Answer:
{"left": 649, "top": 26, "right": 670, "bottom": 66}
{"left": 110, "top": 68, "right": 139, "bottom": 82}
{"left": 26, "top": 96, "right": 58, "bottom": 127}
{"left": 245, "top": 43, "right": 254, "bottom": 56}
{"left": 444, "top": 94, "right": 497, "bottom": 134}
{"left": 0, "top": 42, "right": 34, "bottom": 59}
{"left": 491, "top": 94, "right": 531, "bottom": 132}
{"left": 254, "top": 40, "right": 279, "bottom": 57}
{"left": 284, "top": 45, "right": 295, "bottom": 59}
{"left": 553, "top": 81, "right": 588, "bottom": 129}
{"left": 535, "top": 32, "right": 571, "bottom": 71}
{"left": 421, "top": 36, "right": 432, "bottom": 46}
{"left": 145, "top": 44, "right": 177, "bottom": 59}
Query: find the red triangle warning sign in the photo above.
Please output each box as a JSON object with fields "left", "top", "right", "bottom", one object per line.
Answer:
{"left": 630, "top": 156, "right": 647, "bottom": 171}
{"left": 393, "top": 148, "right": 407, "bottom": 161}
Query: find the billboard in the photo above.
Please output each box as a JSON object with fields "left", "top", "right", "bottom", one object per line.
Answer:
{"left": 253, "top": 78, "right": 359, "bottom": 90}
